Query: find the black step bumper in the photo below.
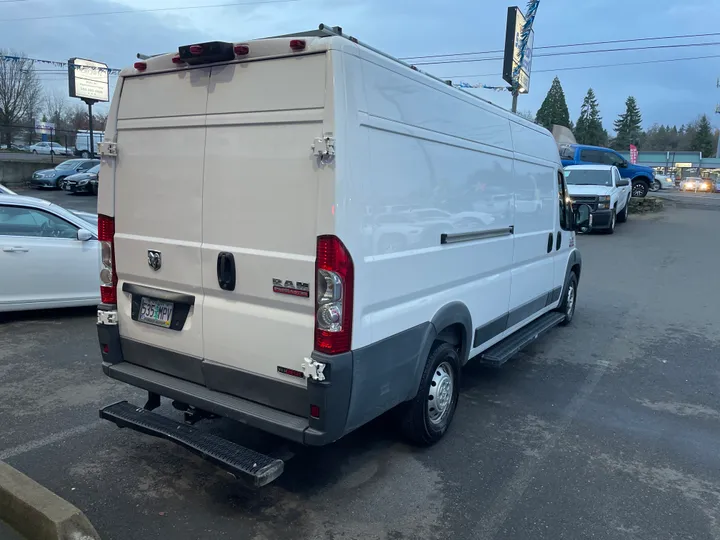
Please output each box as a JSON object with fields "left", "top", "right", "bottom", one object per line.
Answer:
{"left": 100, "top": 401, "right": 284, "bottom": 487}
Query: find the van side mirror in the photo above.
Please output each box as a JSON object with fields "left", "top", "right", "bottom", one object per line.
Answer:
{"left": 574, "top": 204, "right": 591, "bottom": 233}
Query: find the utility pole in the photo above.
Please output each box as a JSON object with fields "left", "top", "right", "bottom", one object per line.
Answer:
{"left": 512, "top": 92, "right": 519, "bottom": 113}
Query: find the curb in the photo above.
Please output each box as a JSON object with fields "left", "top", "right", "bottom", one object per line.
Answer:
{"left": 0, "top": 462, "right": 100, "bottom": 540}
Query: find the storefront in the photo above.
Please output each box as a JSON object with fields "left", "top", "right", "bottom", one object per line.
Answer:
{"left": 618, "top": 151, "right": 720, "bottom": 180}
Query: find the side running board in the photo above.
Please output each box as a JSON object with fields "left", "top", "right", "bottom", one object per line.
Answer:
{"left": 480, "top": 311, "right": 567, "bottom": 366}
{"left": 100, "top": 401, "right": 284, "bottom": 487}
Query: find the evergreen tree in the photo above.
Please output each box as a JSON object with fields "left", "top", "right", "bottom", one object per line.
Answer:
{"left": 535, "top": 77, "right": 571, "bottom": 131}
{"left": 612, "top": 96, "right": 643, "bottom": 150}
{"left": 691, "top": 114, "right": 714, "bottom": 155}
{"left": 575, "top": 88, "right": 607, "bottom": 146}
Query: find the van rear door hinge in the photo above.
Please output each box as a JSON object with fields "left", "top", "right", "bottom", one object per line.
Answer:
{"left": 98, "top": 141, "right": 117, "bottom": 157}
{"left": 312, "top": 135, "right": 335, "bottom": 163}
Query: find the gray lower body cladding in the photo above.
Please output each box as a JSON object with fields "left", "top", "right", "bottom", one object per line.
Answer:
{"left": 98, "top": 317, "right": 431, "bottom": 446}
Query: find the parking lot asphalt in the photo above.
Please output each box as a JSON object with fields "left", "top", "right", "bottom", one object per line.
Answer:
{"left": 2, "top": 195, "right": 720, "bottom": 540}
{"left": 13, "top": 187, "right": 98, "bottom": 214}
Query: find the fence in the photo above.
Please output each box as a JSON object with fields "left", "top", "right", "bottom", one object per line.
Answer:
{"left": 0, "top": 123, "right": 79, "bottom": 164}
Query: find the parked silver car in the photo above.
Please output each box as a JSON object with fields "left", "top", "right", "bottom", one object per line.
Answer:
{"left": 27, "top": 142, "right": 71, "bottom": 156}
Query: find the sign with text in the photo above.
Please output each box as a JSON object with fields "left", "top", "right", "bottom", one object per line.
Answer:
{"left": 68, "top": 58, "right": 109, "bottom": 102}
{"left": 629, "top": 144, "right": 638, "bottom": 164}
{"left": 503, "top": 6, "right": 534, "bottom": 93}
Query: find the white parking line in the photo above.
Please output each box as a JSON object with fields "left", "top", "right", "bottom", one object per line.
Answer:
{"left": 0, "top": 421, "right": 105, "bottom": 461}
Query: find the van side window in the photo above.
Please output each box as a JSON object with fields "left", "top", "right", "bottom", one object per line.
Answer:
{"left": 557, "top": 172, "right": 572, "bottom": 231}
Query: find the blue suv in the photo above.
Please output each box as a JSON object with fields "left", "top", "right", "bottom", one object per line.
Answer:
{"left": 559, "top": 144, "right": 655, "bottom": 198}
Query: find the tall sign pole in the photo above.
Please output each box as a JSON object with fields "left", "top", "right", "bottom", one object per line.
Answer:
{"left": 503, "top": 2, "right": 539, "bottom": 113}
{"left": 68, "top": 58, "right": 109, "bottom": 158}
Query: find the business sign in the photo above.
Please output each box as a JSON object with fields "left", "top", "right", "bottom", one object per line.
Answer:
{"left": 629, "top": 144, "right": 638, "bottom": 164}
{"left": 68, "top": 58, "right": 109, "bottom": 102}
{"left": 503, "top": 6, "right": 534, "bottom": 93}
{"left": 674, "top": 162, "right": 693, "bottom": 168}
{"left": 34, "top": 121, "right": 55, "bottom": 135}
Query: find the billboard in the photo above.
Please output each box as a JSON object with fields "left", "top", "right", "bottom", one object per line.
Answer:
{"left": 68, "top": 58, "right": 109, "bottom": 102}
{"left": 503, "top": 6, "right": 534, "bottom": 93}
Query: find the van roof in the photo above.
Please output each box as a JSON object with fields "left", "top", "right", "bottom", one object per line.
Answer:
{"left": 120, "top": 24, "right": 548, "bottom": 137}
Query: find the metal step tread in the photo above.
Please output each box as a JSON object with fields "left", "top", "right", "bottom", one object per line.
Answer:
{"left": 100, "top": 401, "right": 284, "bottom": 487}
{"left": 481, "top": 311, "right": 566, "bottom": 365}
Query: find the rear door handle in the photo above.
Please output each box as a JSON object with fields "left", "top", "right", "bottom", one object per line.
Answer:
{"left": 216, "top": 252, "right": 236, "bottom": 291}
{"left": 546, "top": 233, "right": 553, "bottom": 253}
{"left": 2, "top": 247, "right": 29, "bottom": 253}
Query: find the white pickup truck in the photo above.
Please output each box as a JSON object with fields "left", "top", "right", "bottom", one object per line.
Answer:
{"left": 564, "top": 164, "right": 632, "bottom": 234}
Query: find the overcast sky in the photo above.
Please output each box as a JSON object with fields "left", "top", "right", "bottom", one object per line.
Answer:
{"left": 2, "top": 0, "right": 718, "bottom": 132}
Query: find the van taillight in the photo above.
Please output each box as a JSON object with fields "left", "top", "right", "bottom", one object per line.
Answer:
{"left": 98, "top": 215, "right": 117, "bottom": 305}
{"left": 314, "top": 235, "right": 353, "bottom": 355}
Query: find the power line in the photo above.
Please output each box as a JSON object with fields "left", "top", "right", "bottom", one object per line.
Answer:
{"left": 412, "top": 41, "right": 720, "bottom": 66}
{"left": 445, "top": 54, "right": 720, "bottom": 80}
{"left": 0, "top": 0, "right": 298, "bottom": 22}
{"left": 400, "top": 31, "right": 720, "bottom": 60}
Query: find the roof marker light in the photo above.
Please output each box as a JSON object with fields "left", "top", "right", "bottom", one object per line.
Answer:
{"left": 189, "top": 45, "right": 203, "bottom": 55}
{"left": 134, "top": 61, "right": 147, "bottom": 71}
{"left": 233, "top": 44, "right": 249, "bottom": 56}
{"left": 290, "top": 39, "right": 306, "bottom": 51}
{"left": 171, "top": 55, "right": 184, "bottom": 64}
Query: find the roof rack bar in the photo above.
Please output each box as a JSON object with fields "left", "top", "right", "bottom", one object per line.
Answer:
{"left": 316, "top": 24, "right": 495, "bottom": 106}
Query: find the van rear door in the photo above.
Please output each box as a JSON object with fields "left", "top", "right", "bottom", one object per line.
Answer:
{"left": 200, "top": 54, "right": 328, "bottom": 414}
{"left": 113, "top": 69, "right": 210, "bottom": 372}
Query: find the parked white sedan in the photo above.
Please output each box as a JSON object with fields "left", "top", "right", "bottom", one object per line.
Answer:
{"left": 27, "top": 142, "right": 71, "bottom": 155}
{"left": 0, "top": 194, "right": 100, "bottom": 312}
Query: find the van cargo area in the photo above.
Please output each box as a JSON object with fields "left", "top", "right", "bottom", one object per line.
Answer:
{"left": 96, "top": 25, "right": 583, "bottom": 486}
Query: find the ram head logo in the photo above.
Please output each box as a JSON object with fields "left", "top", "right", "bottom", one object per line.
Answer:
{"left": 147, "top": 250, "right": 162, "bottom": 271}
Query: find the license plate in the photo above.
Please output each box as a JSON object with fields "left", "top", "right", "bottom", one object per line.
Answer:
{"left": 138, "top": 297, "right": 174, "bottom": 328}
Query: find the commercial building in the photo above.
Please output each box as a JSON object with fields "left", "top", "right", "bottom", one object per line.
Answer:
{"left": 619, "top": 151, "right": 720, "bottom": 179}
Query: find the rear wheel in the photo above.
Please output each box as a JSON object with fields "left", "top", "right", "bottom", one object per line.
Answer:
{"left": 650, "top": 180, "right": 661, "bottom": 192}
{"left": 632, "top": 179, "right": 649, "bottom": 198}
{"left": 400, "top": 342, "right": 460, "bottom": 446}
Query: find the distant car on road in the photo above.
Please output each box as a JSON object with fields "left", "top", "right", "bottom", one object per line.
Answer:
{"left": 650, "top": 174, "right": 675, "bottom": 192}
{"left": 64, "top": 164, "right": 100, "bottom": 195}
{"left": 680, "top": 177, "right": 713, "bottom": 192}
{"left": 27, "top": 142, "right": 71, "bottom": 156}
{"left": 30, "top": 159, "right": 100, "bottom": 190}
{"left": 0, "top": 194, "right": 100, "bottom": 312}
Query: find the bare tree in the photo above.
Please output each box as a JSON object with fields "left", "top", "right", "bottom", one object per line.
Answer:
{"left": 44, "top": 88, "right": 69, "bottom": 130}
{"left": 65, "top": 102, "right": 89, "bottom": 132}
{"left": 0, "top": 50, "right": 42, "bottom": 148}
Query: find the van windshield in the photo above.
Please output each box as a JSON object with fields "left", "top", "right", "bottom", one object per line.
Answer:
{"left": 565, "top": 169, "right": 612, "bottom": 187}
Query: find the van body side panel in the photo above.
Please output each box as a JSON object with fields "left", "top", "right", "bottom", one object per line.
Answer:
{"left": 113, "top": 71, "right": 210, "bottom": 361}
{"left": 200, "top": 54, "right": 327, "bottom": 388}
{"left": 349, "top": 50, "right": 515, "bottom": 365}
{"left": 97, "top": 77, "right": 124, "bottom": 218}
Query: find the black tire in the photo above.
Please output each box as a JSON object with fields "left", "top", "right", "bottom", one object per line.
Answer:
{"left": 400, "top": 342, "right": 460, "bottom": 446}
{"left": 81, "top": 151, "right": 90, "bottom": 158}
{"left": 617, "top": 200, "right": 629, "bottom": 223}
{"left": 632, "top": 179, "right": 649, "bottom": 198}
{"left": 603, "top": 210, "right": 616, "bottom": 234}
{"left": 649, "top": 180, "right": 661, "bottom": 192}
{"left": 91, "top": 183, "right": 98, "bottom": 196}
{"left": 557, "top": 272, "right": 578, "bottom": 326}
{"left": 56, "top": 177, "right": 66, "bottom": 190}
{"left": 32, "top": 150, "right": 37, "bottom": 154}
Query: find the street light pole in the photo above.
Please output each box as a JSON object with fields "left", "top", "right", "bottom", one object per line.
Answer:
{"left": 83, "top": 98, "right": 97, "bottom": 158}
{"left": 511, "top": 91, "right": 519, "bottom": 113}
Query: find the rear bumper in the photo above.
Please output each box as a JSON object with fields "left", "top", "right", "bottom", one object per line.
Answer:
{"left": 98, "top": 305, "right": 430, "bottom": 446}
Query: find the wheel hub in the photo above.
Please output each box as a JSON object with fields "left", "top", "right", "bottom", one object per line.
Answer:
{"left": 427, "top": 362, "right": 454, "bottom": 425}
{"left": 566, "top": 284, "right": 575, "bottom": 317}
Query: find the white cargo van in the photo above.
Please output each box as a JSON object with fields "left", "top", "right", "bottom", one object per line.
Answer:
{"left": 75, "top": 130, "right": 104, "bottom": 158}
{"left": 96, "top": 25, "right": 590, "bottom": 486}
